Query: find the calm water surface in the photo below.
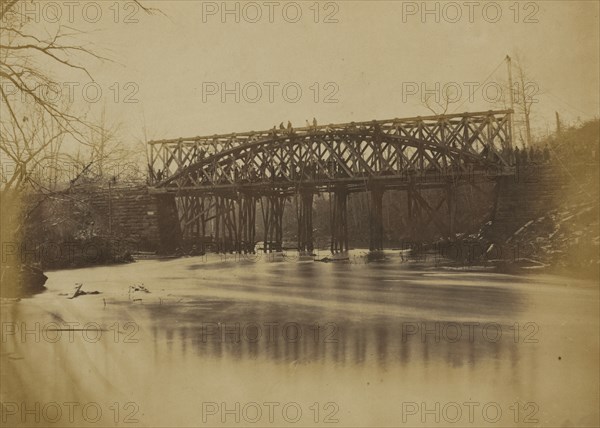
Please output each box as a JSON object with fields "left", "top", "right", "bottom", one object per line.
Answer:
{"left": 1, "top": 251, "right": 598, "bottom": 427}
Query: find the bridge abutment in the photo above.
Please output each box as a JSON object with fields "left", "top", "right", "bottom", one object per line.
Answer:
{"left": 156, "top": 193, "right": 183, "bottom": 252}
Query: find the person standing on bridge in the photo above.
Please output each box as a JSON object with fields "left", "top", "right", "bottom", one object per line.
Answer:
{"left": 534, "top": 146, "right": 543, "bottom": 164}
{"left": 503, "top": 146, "right": 514, "bottom": 166}
{"left": 514, "top": 146, "right": 521, "bottom": 167}
{"left": 543, "top": 144, "right": 551, "bottom": 163}
{"left": 529, "top": 146, "right": 536, "bottom": 164}
{"left": 481, "top": 145, "right": 490, "bottom": 160}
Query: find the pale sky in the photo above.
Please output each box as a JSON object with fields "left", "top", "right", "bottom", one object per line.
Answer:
{"left": 18, "top": 0, "right": 600, "bottom": 143}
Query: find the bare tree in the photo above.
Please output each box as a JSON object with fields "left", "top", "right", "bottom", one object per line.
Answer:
{"left": 0, "top": 101, "right": 72, "bottom": 192}
{"left": 422, "top": 85, "right": 460, "bottom": 116}
{"left": 0, "top": 6, "right": 103, "bottom": 145}
{"left": 0, "top": 0, "right": 156, "bottom": 283}
{"left": 1, "top": 0, "right": 155, "bottom": 192}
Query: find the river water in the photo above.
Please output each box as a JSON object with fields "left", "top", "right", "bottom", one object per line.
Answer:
{"left": 1, "top": 251, "right": 598, "bottom": 427}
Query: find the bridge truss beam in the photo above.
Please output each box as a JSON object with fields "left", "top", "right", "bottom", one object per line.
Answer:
{"left": 149, "top": 110, "right": 512, "bottom": 254}
{"left": 150, "top": 110, "right": 512, "bottom": 191}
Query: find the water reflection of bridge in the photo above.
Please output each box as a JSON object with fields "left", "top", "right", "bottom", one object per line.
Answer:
{"left": 150, "top": 318, "right": 528, "bottom": 370}
{"left": 148, "top": 110, "right": 513, "bottom": 253}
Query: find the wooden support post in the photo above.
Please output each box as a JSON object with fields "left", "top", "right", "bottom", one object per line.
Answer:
{"left": 261, "top": 194, "right": 285, "bottom": 252}
{"left": 227, "top": 198, "right": 236, "bottom": 253}
{"left": 213, "top": 195, "right": 236, "bottom": 253}
{"left": 369, "top": 186, "right": 385, "bottom": 251}
{"left": 446, "top": 184, "right": 456, "bottom": 238}
{"left": 273, "top": 196, "right": 285, "bottom": 252}
{"left": 297, "top": 189, "right": 314, "bottom": 254}
{"left": 238, "top": 193, "right": 256, "bottom": 253}
{"left": 214, "top": 196, "right": 221, "bottom": 252}
{"left": 406, "top": 184, "right": 415, "bottom": 242}
{"left": 330, "top": 187, "right": 348, "bottom": 253}
{"left": 406, "top": 179, "right": 424, "bottom": 242}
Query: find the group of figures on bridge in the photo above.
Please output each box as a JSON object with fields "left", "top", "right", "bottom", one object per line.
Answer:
{"left": 512, "top": 145, "right": 552, "bottom": 166}
{"left": 147, "top": 110, "right": 516, "bottom": 255}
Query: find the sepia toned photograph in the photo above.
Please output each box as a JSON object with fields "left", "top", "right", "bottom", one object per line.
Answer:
{"left": 1, "top": 1, "right": 599, "bottom": 426}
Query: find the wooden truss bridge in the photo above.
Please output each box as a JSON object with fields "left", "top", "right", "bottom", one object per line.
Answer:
{"left": 148, "top": 110, "right": 513, "bottom": 253}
